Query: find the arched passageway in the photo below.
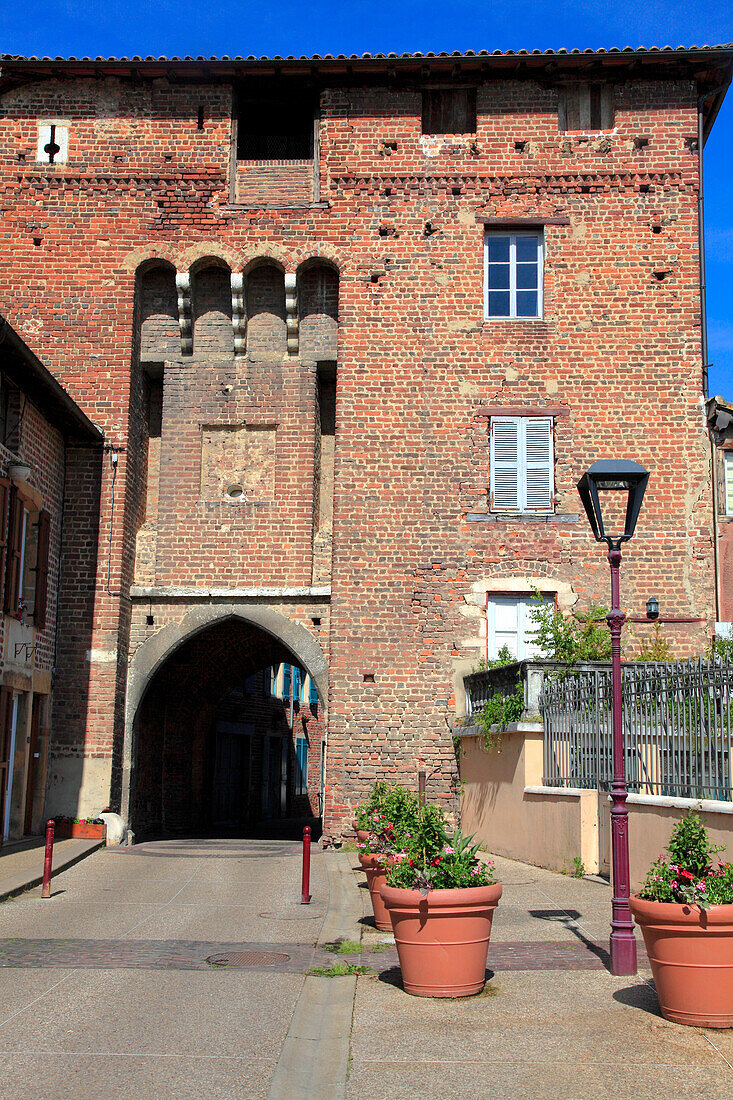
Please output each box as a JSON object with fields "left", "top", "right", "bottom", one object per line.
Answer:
{"left": 130, "top": 618, "right": 324, "bottom": 839}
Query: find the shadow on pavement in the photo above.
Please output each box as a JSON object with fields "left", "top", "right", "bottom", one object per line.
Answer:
{"left": 529, "top": 908, "right": 611, "bottom": 969}
{"left": 612, "top": 982, "right": 662, "bottom": 1016}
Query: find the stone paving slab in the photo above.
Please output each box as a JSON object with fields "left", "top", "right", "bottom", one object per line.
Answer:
{"left": 0, "top": 838, "right": 102, "bottom": 902}
{"left": 0, "top": 1053, "right": 276, "bottom": 1100}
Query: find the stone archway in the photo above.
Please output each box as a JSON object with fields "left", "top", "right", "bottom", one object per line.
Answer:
{"left": 121, "top": 605, "right": 328, "bottom": 827}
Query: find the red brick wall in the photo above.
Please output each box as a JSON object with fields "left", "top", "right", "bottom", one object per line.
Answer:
{"left": 0, "top": 68, "right": 716, "bottom": 834}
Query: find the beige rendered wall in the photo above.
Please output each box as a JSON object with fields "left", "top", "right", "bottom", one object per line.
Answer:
{"left": 460, "top": 725, "right": 733, "bottom": 889}
{"left": 459, "top": 726, "right": 599, "bottom": 875}
{"left": 627, "top": 798, "right": 733, "bottom": 891}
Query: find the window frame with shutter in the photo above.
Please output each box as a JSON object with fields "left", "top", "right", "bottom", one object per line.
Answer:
{"left": 489, "top": 415, "right": 555, "bottom": 514}
{"left": 558, "top": 83, "right": 614, "bottom": 133}
{"left": 724, "top": 451, "right": 733, "bottom": 517}
{"left": 32, "top": 509, "right": 51, "bottom": 631}
{"left": 3, "top": 486, "right": 25, "bottom": 616}
{"left": 486, "top": 593, "right": 555, "bottom": 662}
{"left": 421, "top": 88, "right": 477, "bottom": 135}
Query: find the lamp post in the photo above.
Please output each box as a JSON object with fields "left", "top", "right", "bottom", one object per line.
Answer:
{"left": 577, "top": 459, "right": 649, "bottom": 976}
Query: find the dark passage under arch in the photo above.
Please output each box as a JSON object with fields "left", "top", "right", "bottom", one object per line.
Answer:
{"left": 131, "top": 618, "right": 323, "bottom": 839}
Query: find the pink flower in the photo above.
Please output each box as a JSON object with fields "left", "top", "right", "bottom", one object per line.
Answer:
{"left": 444, "top": 846, "right": 455, "bottom": 855}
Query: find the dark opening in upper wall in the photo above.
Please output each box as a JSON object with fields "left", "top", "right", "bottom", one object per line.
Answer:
{"left": 236, "top": 84, "right": 317, "bottom": 160}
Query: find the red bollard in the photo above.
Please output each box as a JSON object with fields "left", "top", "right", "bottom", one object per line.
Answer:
{"left": 301, "top": 825, "right": 311, "bottom": 904}
{"left": 41, "top": 819, "right": 54, "bottom": 899}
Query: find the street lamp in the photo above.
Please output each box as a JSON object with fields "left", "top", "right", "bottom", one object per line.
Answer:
{"left": 577, "top": 459, "right": 649, "bottom": 977}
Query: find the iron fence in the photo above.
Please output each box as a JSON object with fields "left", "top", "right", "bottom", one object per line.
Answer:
{"left": 540, "top": 657, "right": 733, "bottom": 801}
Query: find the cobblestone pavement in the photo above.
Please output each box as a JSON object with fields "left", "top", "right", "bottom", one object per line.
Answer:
{"left": 0, "top": 936, "right": 644, "bottom": 971}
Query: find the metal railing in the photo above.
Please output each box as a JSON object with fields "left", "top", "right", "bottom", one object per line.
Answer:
{"left": 540, "top": 657, "right": 733, "bottom": 801}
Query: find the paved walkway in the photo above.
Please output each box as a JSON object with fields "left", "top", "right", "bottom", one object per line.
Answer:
{"left": 0, "top": 835, "right": 102, "bottom": 902}
{"left": 0, "top": 839, "right": 730, "bottom": 1098}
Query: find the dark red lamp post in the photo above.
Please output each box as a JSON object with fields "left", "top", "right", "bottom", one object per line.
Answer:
{"left": 577, "top": 459, "right": 649, "bottom": 977}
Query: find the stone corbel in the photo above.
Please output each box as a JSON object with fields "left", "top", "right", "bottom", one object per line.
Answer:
{"left": 284, "top": 273, "right": 299, "bottom": 356}
{"left": 231, "top": 273, "right": 246, "bottom": 357}
{"left": 175, "top": 272, "right": 192, "bottom": 355}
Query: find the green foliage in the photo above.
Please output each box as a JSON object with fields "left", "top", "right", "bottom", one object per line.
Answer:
{"left": 354, "top": 781, "right": 419, "bottom": 834}
{"left": 308, "top": 963, "right": 373, "bottom": 976}
{"left": 709, "top": 634, "right": 733, "bottom": 661}
{"left": 487, "top": 644, "right": 515, "bottom": 668}
{"left": 528, "top": 599, "right": 611, "bottom": 665}
{"left": 475, "top": 683, "right": 524, "bottom": 752}
{"left": 639, "top": 812, "right": 733, "bottom": 909}
{"left": 636, "top": 623, "right": 674, "bottom": 662}
{"left": 571, "top": 856, "right": 586, "bottom": 878}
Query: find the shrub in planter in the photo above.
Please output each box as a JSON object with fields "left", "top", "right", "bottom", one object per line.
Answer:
{"left": 353, "top": 782, "right": 428, "bottom": 930}
{"left": 630, "top": 812, "right": 733, "bottom": 1027}
{"left": 380, "top": 819, "right": 501, "bottom": 998}
{"left": 53, "top": 816, "right": 106, "bottom": 840}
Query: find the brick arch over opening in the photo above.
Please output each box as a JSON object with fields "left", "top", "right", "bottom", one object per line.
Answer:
{"left": 120, "top": 605, "right": 328, "bottom": 824}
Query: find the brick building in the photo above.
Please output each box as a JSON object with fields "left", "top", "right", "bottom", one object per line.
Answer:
{"left": 0, "top": 316, "right": 102, "bottom": 843}
{"left": 0, "top": 45, "right": 730, "bottom": 839}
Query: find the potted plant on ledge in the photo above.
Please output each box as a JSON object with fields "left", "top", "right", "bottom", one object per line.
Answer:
{"left": 630, "top": 812, "right": 733, "bottom": 1027}
{"left": 380, "top": 802, "right": 501, "bottom": 998}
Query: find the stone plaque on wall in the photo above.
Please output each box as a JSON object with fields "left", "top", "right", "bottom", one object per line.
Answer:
{"left": 200, "top": 425, "right": 276, "bottom": 502}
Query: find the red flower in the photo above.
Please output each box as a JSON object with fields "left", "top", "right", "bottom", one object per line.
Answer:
{"left": 680, "top": 870, "right": 694, "bottom": 880}
{"left": 432, "top": 856, "right": 441, "bottom": 866}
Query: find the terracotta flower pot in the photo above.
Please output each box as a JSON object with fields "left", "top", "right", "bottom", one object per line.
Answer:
{"left": 54, "top": 821, "right": 106, "bottom": 840}
{"left": 358, "top": 854, "right": 391, "bottom": 931}
{"left": 351, "top": 820, "right": 370, "bottom": 843}
{"left": 380, "top": 882, "right": 502, "bottom": 997}
{"left": 630, "top": 895, "right": 733, "bottom": 1027}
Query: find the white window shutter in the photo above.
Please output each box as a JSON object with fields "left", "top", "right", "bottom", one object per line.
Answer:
{"left": 524, "top": 418, "right": 554, "bottom": 512}
{"left": 490, "top": 417, "right": 520, "bottom": 511}
{"left": 725, "top": 453, "right": 733, "bottom": 517}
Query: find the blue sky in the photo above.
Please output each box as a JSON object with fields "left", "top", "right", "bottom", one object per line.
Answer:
{"left": 3, "top": 0, "right": 732, "bottom": 395}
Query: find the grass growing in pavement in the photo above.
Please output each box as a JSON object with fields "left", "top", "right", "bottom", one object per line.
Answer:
{"left": 308, "top": 962, "right": 373, "bottom": 977}
{"left": 324, "top": 939, "right": 388, "bottom": 955}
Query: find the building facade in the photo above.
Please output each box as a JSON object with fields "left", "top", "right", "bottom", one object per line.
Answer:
{"left": 0, "top": 317, "right": 102, "bottom": 843}
{"left": 0, "top": 45, "right": 729, "bottom": 838}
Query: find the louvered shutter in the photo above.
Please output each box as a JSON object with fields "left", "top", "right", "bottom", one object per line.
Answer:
{"left": 4, "top": 487, "right": 23, "bottom": 614}
{"left": 725, "top": 453, "right": 733, "bottom": 517}
{"left": 524, "top": 418, "right": 554, "bottom": 512}
{"left": 490, "top": 417, "right": 521, "bottom": 512}
{"left": 33, "top": 510, "right": 51, "bottom": 630}
{"left": 0, "top": 479, "right": 9, "bottom": 611}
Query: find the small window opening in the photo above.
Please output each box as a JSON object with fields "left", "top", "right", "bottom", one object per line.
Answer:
{"left": 197, "top": 106, "right": 205, "bottom": 130}
{"left": 558, "top": 84, "right": 613, "bottom": 132}
{"left": 236, "top": 88, "right": 316, "bottom": 159}
{"left": 422, "top": 88, "right": 477, "bottom": 135}
{"left": 226, "top": 483, "right": 245, "bottom": 499}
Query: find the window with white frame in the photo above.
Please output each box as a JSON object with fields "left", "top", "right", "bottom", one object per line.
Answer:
{"left": 725, "top": 451, "right": 733, "bottom": 517}
{"left": 486, "top": 594, "right": 554, "bottom": 661}
{"left": 484, "top": 232, "right": 543, "bottom": 319}
{"left": 490, "top": 416, "right": 554, "bottom": 513}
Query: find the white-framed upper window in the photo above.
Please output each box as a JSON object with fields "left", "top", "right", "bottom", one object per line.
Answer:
{"left": 484, "top": 231, "right": 543, "bottom": 319}
{"left": 725, "top": 451, "right": 733, "bottom": 517}
{"left": 490, "top": 416, "right": 554, "bottom": 513}
{"left": 487, "top": 594, "right": 554, "bottom": 662}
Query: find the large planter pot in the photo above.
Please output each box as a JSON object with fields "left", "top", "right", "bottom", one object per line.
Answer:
{"left": 54, "top": 821, "right": 106, "bottom": 841}
{"left": 630, "top": 895, "right": 733, "bottom": 1028}
{"left": 358, "top": 854, "right": 391, "bottom": 931}
{"left": 380, "top": 882, "right": 502, "bottom": 997}
{"left": 351, "top": 820, "right": 370, "bottom": 843}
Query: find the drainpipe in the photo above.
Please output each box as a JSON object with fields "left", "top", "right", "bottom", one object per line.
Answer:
{"left": 698, "top": 82, "right": 730, "bottom": 625}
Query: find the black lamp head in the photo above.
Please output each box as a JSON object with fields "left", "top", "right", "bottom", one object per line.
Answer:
{"left": 577, "top": 459, "right": 650, "bottom": 549}
{"left": 646, "top": 596, "right": 660, "bottom": 620}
